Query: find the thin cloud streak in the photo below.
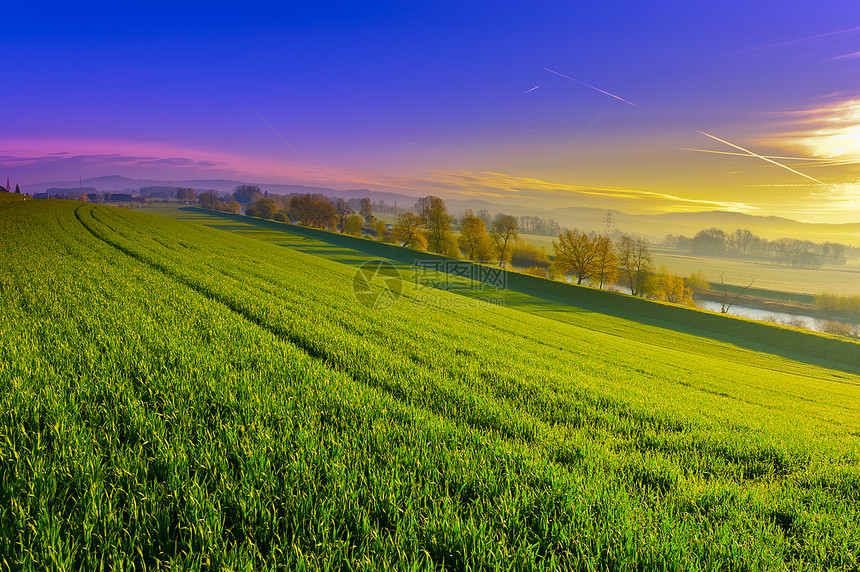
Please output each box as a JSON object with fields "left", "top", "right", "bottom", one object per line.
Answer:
{"left": 543, "top": 67, "right": 638, "bottom": 107}
{"left": 253, "top": 109, "right": 336, "bottom": 193}
{"left": 683, "top": 147, "right": 860, "bottom": 167}
{"left": 0, "top": 137, "right": 357, "bottom": 186}
{"left": 527, "top": 109, "right": 606, "bottom": 185}
{"left": 683, "top": 148, "right": 845, "bottom": 162}
{"left": 733, "top": 25, "right": 860, "bottom": 54}
{"left": 364, "top": 170, "right": 756, "bottom": 214}
{"left": 697, "top": 131, "right": 825, "bottom": 184}
{"left": 771, "top": 99, "right": 860, "bottom": 161}
{"left": 831, "top": 51, "right": 860, "bottom": 60}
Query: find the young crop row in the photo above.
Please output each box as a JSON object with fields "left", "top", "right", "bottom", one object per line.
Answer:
{"left": 1, "top": 200, "right": 858, "bottom": 569}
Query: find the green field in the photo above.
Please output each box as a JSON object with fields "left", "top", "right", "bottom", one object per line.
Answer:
{"left": 2, "top": 200, "right": 860, "bottom": 570}
{"left": 649, "top": 248, "right": 860, "bottom": 299}
{"left": 0, "top": 192, "right": 25, "bottom": 205}
{"left": 145, "top": 203, "right": 860, "bottom": 298}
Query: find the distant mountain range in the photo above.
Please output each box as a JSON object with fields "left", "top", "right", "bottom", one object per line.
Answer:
{"left": 653, "top": 211, "right": 860, "bottom": 243}
{"left": 24, "top": 176, "right": 418, "bottom": 205}
{"left": 21, "top": 175, "right": 860, "bottom": 245}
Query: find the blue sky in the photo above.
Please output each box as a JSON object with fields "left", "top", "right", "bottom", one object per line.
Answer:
{"left": 3, "top": 1, "right": 860, "bottom": 221}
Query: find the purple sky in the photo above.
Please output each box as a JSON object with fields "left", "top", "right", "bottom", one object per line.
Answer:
{"left": 3, "top": 1, "right": 860, "bottom": 221}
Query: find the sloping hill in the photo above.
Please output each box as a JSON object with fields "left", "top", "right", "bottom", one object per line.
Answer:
{"left": 0, "top": 192, "right": 25, "bottom": 205}
{"left": 166, "top": 207, "right": 860, "bottom": 373}
{"left": 1, "top": 199, "right": 859, "bottom": 569}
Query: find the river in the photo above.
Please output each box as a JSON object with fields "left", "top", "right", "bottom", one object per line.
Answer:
{"left": 694, "top": 299, "right": 860, "bottom": 334}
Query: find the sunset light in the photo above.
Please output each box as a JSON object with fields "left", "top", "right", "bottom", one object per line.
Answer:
{"left": 3, "top": 2, "right": 859, "bottom": 223}
{"left": 4, "top": 3, "right": 860, "bottom": 567}
{"left": 792, "top": 99, "right": 860, "bottom": 160}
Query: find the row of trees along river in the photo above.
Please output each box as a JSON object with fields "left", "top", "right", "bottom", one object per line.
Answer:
{"left": 196, "top": 187, "right": 694, "bottom": 306}
{"left": 191, "top": 186, "right": 860, "bottom": 335}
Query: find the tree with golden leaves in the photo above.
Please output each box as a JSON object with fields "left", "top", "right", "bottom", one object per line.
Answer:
{"left": 553, "top": 229, "right": 600, "bottom": 285}
{"left": 651, "top": 266, "right": 695, "bottom": 306}
{"left": 415, "top": 195, "right": 453, "bottom": 254}
{"left": 393, "top": 211, "right": 428, "bottom": 250}
{"left": 458, "top": 211, "right": 493, "bottom": 262}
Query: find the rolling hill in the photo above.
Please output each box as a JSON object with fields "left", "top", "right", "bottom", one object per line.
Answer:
{"left": 1, "top": 199, "right": 858, "bottom": 569}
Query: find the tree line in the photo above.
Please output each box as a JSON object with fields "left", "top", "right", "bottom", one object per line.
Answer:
{"left": 666, "top": 228, "right": 858, "bottom": 269}
{"left": 517, "top": 215, "right": 562, "bottom": 237}
{"left": 199, "top": 188, "right": 695, "bottom": 306}
{"left": 552, "top": 230, "right": 693, "bottom": 305}
{"left": 200, "top": 187, "right": 380, "bottom": 236}
{"left": 814, "top": 293, "right": 860, "bottom": 316}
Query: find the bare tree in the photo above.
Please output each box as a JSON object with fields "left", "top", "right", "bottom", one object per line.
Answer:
{"left": 718, "top": 273, "right": 754, "bottom": 314}
{"left": 359, "top": 197, "right": 373, "bottom": 220}
{"left": 415, "top": 195, "right": 452, "bottom": 254}
{"left": 616, "top": 235, "right": 652, "bottom": 296}
{"left": 593, "top": 234, "right": 616, "bottom": 289}
{"left": 490, "top": 214, "right": 518, "bottom": 267}
{"left": 334, "top": 198, "right": 352, "bottom": 232}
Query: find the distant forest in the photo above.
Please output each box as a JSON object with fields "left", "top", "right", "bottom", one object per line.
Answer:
{"left": 665, "top": 228, "right": 860, "bottom": 269}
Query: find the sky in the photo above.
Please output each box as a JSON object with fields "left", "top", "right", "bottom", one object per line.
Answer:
{"left": 2, "top": 1, "right": 860, "bottom": 222}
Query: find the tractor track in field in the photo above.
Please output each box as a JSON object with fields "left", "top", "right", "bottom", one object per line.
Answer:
{"left": 74, "top": 204, "right": 354, "bottom": 374}
{"left": 70, "top": 204, "right": 860, "bottom": 481}
{"left": 73, "top": 204, "right": 541, "bottom": 444}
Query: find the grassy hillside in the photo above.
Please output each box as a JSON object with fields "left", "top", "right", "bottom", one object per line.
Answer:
{"left": 2, "top": 200, "right": 859, "bottom": 570}
{"left": 143, "top": 205, "right": 860, "bottom": 297}
{"left": 0, "top": 192, "right": 25, "bottom": 205}
{"left": 150, "top": 207, "right": 860, "bottom": 372}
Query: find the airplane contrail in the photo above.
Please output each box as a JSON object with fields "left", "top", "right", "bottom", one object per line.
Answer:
{"left": 527, "top": 109, "right": 607, "bottom": 186}
{"left": 682, "top": 148, "right": 853, "bottom": 163}
{"left": 543, "top": 67, "right": 638, "bottom": 107}
{"left": 685, "top": 148, "right": 860, "bottom": 171}
{"left": 697, "top": 131, "right": 824, "bottom": 184}
{"left": 253, "top": 109, "right": 337, "bottom": 192}
{"left": 734, "top": 25, "right": 860, "bottom": 54}
{"left": 521, "top": 85, "right": 540, "bottom": 95}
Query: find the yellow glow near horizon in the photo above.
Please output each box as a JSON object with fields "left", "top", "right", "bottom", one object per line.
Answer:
{"left": 782, "top": 99, "right": 860, "bottom": 160}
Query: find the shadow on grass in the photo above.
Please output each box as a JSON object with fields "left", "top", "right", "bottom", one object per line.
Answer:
{"left": 184, "top": 208, "right": 860, "bottom": 377}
